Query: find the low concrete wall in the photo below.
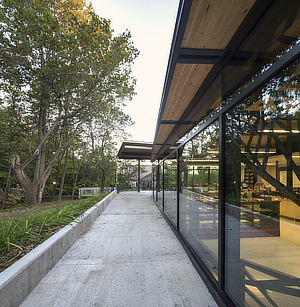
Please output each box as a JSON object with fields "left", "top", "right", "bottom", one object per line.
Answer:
{"left": 0, "top": 190, "right": 117, "bottom": 307}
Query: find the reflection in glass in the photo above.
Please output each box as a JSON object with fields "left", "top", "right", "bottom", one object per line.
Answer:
{"left": 164, "top": 156, "right": 178, "bottom": 227}
{"left": 180, "top": 122, "right": 219, "bottom": 280}
{"left": 225, "top": 59, "right": 300, "bottom": 306}
{"left": 153, "top": 165, "right": 157, "bottom": 200}
{"left": 224, "top": 0, "right": 300, "bottom": 105}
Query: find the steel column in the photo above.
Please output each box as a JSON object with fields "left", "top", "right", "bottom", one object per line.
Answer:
{"left": 176, "top": 149, "right": 180, "bottom": 230}
{"left": 218, "top": 113, "right": 226, "bottom": 292}
{"left": 138, "top": 159, "right": 140, "bottom": 192}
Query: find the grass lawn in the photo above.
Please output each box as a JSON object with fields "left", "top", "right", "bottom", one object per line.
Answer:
{"left": 0, "top": 193, "right": 108, "bottom": 273}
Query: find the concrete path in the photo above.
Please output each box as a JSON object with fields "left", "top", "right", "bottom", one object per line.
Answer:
{"left": 20, "top": 192, "right": 217, "bottom": 307}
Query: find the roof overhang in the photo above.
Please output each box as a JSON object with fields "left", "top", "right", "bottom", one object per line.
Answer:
{"left": 117, "top": 141, "right": 153, "bottom": 160}
{"left": 152, "top": 0, "right": 300, "bottom": 161}
{"left": 117, "top": 141, "right": 180, "bottom": 161}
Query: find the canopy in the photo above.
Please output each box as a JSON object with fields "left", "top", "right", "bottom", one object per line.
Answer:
{"left": 152, "top": 0, "right": 300, "bottom": 160}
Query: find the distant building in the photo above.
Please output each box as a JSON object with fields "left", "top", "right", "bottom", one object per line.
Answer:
{"left": 141, "top": 172, "right": 152, "bottom": 190}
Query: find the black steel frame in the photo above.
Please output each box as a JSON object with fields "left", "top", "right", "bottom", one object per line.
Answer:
{"left": 152, "top": 41, "right": 300, "bottom": 306}
{"left": 218, "top": 114, "right": 226, "bottom": 293}
{"left": 151, "top": 0, "right": 193, "bottom": 159}
{"left": 152, "top": 0, "right": 276, "bottom": 161}
{"left": 162, "top": 161, "right": 165, "bottom": 211}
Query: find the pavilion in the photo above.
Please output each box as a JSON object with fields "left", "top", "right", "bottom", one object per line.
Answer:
{"left": 118, "top": 1, "right": 300, "bottom": 306}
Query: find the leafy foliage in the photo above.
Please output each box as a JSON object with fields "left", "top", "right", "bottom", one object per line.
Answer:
{"left": 0, "top": 0, "right": 139, "bottom": 205}
{"left": 0, "top": 192, "right": 108, "bottom": 270}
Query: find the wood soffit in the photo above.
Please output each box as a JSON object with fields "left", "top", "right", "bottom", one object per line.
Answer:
{"left": 152, "top": 0, "right": 256, "bottom": 161}
{"left": 152, "top": 0, "right": 300, "bottom": 161}
{"left": 118, "top": 141, "right": 179, "bottom": 160}
{"left": 117, "top": 142, "right": 153, "bottom": 160}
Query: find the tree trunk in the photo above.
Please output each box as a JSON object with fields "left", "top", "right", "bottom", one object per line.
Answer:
{"left": 99, "top": 165, "right": 106, "bottom": 191}
{"left": 5, "top": 164, "right": 12, "bottom": 194}
{"left": 11, "top": 155, "right": 37, "bottom": 206}
{"left": 35, "top": 169, "right": 48, "bottom": 204}
{"left": 51, "top": 159, "right": 61, "bottom": 202}
{"left": 51, "top": 151, "right": 66, "bottom": 201}
{"left": 24, "top": 184, "right": 36, "bottom": 206}
{"left": 33, "top": 86, "right": 48, "bottom": 204}
{"left": 11, "top": 153, "right": 51, "bottom": 205}
{"left": 58, "top": 149, "right": 69, "bottom": 201}
{"left": 72, "top": 156, "right": 84, "bottom": 200}
{"left": 36, "top": 183, "right": 44, "bottom": 204}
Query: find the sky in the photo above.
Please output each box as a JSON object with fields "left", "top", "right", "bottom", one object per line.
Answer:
{"left": 90, "top": 0, "right": 179, "bottom": 143}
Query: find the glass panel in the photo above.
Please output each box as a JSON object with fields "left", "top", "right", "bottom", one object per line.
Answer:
{"left": 153, "top": 164, "right": 157, "bottom": 201}
{"left": 157, "top": 163, "right": 163, "bottom": 210}
{"left": 224, "top": 0, "right": 300, "bottom": 104}
{"left": 152, "top": 164, "right": 156, "bottom": 199}
{"left": 180, "top": 121, "right": 219, "bottom": 280}
{"left": 225, "top": 59, "right": 300, "bottom": 306}
{"left": 178, "top": 73, "right": 222, "bottom": 144}
{"left": 164, "top": 154, "right": 178, "bottom": 227}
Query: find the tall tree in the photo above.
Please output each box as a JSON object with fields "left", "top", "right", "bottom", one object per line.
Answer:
{"left": 0, "top": 0, "right": 139, "bottom": 205}
{"left": 83, "top": 103, "right": 133, "bottom": 191}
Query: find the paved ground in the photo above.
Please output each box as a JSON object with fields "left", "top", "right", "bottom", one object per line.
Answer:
{"left": 20, "top": 191, "right": 217, "bottom": 307}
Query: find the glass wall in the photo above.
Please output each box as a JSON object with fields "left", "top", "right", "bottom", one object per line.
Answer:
{"left": 152, "top": 45, "right": 300, "bottom": 307}
{"left": 225, "top": 59, "right": 300, "bottom": 306}
{"left": 180, "top": 122, "right": 219, "bottom": 280}
{"left": 157, "top": 163, "right": 163, "bottom": 210}
{"left": 164, "top": 154, "right": 178, "bottom": 227}
{"left": 153, "top": 164, "right": 156, "bottom": 200}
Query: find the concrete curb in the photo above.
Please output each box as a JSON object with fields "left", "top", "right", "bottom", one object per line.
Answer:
{"left": 0, "top": 190, "right": 117, "bottom": 307}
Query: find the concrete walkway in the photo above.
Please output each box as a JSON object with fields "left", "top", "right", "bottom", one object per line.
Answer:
{"left": 20, "top": 192, "right": 218, "bottom": 307}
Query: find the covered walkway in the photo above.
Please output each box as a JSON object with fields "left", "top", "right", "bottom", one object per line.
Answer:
{"left": 20, "top": 192, "right": 217, "bottom": 307}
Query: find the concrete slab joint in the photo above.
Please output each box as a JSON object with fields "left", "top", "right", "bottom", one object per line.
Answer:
{"left": 0, "top": 190, "right": 117, "bottom": 307}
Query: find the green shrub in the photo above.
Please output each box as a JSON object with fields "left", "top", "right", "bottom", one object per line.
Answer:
{"left": 0, "top": 192, "right": 108, "bottom": 268}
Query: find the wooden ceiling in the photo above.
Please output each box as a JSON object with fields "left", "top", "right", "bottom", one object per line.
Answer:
{"left": 117, "top": 142, "right": 153, "bottom": 160}
{"left": 181, "top": 0, "right": 256, "bottom": 50}
{"left": 151, "top": 0, "right": 300, "bottom": 161}
{"left": 117, "top": 141, "right": 179, "bottom": 160}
